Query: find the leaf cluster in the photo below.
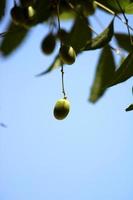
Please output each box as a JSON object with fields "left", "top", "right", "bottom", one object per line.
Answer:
{"left": 1, "top": 0, "right": 133, "bottom": 110}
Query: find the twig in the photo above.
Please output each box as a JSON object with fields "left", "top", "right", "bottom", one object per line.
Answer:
{"left": 56, "top": 0, "right": 67, "bottom": 99}
{"left": 94, "top": 1, "right": 133, "bottom": 32}
{"left": 66, "top": 0, "right": 121, "bottom": 55}
{"left": 115, "top": 0, "right": 133, "bottom": 45}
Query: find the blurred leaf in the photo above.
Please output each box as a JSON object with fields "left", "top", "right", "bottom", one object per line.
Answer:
{"left": 35, "top": 0, "right": 51, "bottom": 23}
{"left": 59, "top": 11, "right": 75, "bottom": 20}
{"left": 89, "top": 45, "right": 116, "bottom": 103}
{"left": 96, "top": 0, "right": 130, "bottom": 13}
{"left": 125, "top": 104, "right": 133, "bottom": 111}
{"left": 83, "top": 18, "right": 114, "bottom": 51}
{"left": 36, "top": 55, "right": 61, "bottom": 76}
{"left": 70, "top": 0, "right": 96, "bottom": 16}
{"left": 125, "top": 2, "right": 133, "bottom": 13}
{"left": 115, "top": 33, "right": 133, "bottom": 52}
{"left": 0, "top": 22, "right": 29, "bottom": 56}
{"left": 0, "top": 0, "right": 6, "bottom": 20}
{"left": 109, "top": 52, "right": 133, "bottom": 86}
{"left": 119, "top": 56, "right": 126, "bottom": 66}
{"left": 67, "top": 16, "right": 92, "bottom": 53}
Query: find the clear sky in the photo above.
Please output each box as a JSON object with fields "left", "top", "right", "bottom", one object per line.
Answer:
{"left": 0, "top": 1, "right": 133, "bottom": 200}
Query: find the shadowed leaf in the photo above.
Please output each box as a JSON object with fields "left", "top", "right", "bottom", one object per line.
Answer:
{"left": 0, "top": 0, "right": 6, "bottom": 20}
{"left": 83, "top": 18, "right": 114, "bottom": 51}
{"left": 35, "top": 0, "right": 51, "bottom": 22}
{"left": 89, "top": 45, "right": 116, "bottom": 103}
{"left": 125, "top": 104, "right": 133, "bottom": 111}
{"left": 109, "top": 52, "right": 133, "bottom": 86}
{"left": 0, "top": 22, "right": 29, "bottom": 56}
{"left": 115, "top": 33, "right": 133, "bottom": 52}
{"left": 68, "top": 16, "right": 92, "bottom": 53}
{"left": 36, "top": 55, "right": 61, "bottom": 76}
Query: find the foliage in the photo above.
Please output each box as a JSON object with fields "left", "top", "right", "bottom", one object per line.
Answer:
{"left": 0, "top": 0, "right": 133, "bottom": 111}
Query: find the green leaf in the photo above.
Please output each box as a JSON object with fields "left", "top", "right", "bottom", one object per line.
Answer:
{"left": 83, "top": 18, "right": 114, "bottom": 51}
{"left": 115, "top": 33, "right": 133, "bottom": 52}
{"left": 125, "top": 2, "right": 133, "bottom": 14}
{"left": 36, "top": 55, "right": 61, "bottom": 76}
{"left": 0, "top": 0, "right": 6, "bottom": 20}
{"left": 71, "top": 0, "right": 96, "bottom": 16}
{"left": 0, "top": 22, "right": 29, "bottom": 56}
{"left": 59, "top": 11, "right": 75, "bottom": 20}
{"left": 89, "top": 45, "right": 116, "bottom": 103}
{"left": 109, "top": 52, "right": 133, "bottom": 86}
{"left": 96, "top": 0, "right": 130, "bottom": 13}
{"left": 35, "top": 0, "right": 51, "bottom": 23}
{"left": 68, "top": 16, "right": 92, "bottom": 53}
{"left": 125, "top": 104, "right": 133, "bottom": 111}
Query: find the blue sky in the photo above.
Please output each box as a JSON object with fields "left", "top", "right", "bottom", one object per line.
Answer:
{"left": 0, "top": 1, "right": 133, "bottom": 200}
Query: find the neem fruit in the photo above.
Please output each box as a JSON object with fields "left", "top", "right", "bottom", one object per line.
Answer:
{"left": 41, "top": 33, "right": 56, "bottom": 55}
{"left": 10, "top": 4, "right": 36, "bottom": 27}
{"left": 53, "top": 98, "right": 70, "bottom": 120}
{"left": 59, "top": 44, "right": 76, "bottom": 65}
{"left": 10, "top": 4, "right": 25, "bottom": 25}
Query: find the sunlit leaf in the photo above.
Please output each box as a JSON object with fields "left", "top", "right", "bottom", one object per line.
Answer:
{"left": 125, "top": 2, "right": 133, "bottom": 14}
{"left": 83, "top": 18, "right": 114, "bottom": 51}
{"left": 109, "top": 52, "right": 133, "bottom": 86}
{"left": 68, "top": 16, "right": 92, "bottom": 53}
{"left": 59, "top": 11, "right": 75, "bottom": 20}
{"left": 0, "top": 22, "right": 29, "bottom": 56}
{"left": 115, "top": 33, "right": 133, "bottom": 52}
{"left": 89, "top": 45, "right": 116, "bottom": 103}
{"left": 36, "top": 55, "right": 61, "bottom": 76}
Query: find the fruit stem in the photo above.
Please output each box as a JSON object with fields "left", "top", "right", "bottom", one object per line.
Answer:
{"left": 115, "top": 0, "right": 133, "bottom": 46}
{"left": 56, "top": 0, "right": 67, "bottom": 99}
{"left": 94, "top": 1, "right": 133, "bottom": 33}
{"left": 61, "top": 62, "right": 66, "bottom": 98}
{"left": 66, "top": 0, "right": 122, "bottom": 56}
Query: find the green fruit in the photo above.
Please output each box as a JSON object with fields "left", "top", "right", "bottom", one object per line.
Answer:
{"left": 10, "top": 4, "right": 26, "bottom": 25}
{"left": 59, "top": 45, "right": 76, "bottom": 65}
{"left": 10, "top": 4, "right": 36, "bottom": 28}
{"left": 53, "top": 98, "right": 70, "bottom": 120}
{"left": 24, "top": 6, "right": 36, "bottom": 27}
{"left": 41, "top": 34, "right": 56, "bottom": 55}
{"left": 27, "top": 6, "right": 36, "bottom": 19}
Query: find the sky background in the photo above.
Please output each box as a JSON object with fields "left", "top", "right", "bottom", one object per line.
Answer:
{"left": 0, "top": 1, "right": 133, "bottom": 200}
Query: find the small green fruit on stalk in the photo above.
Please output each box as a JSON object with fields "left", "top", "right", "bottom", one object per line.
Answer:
{"left": 10, "top": 4, "right": 26, "bottom": 25}
{"left": 53, "top": 98, "right": 70, "bottom": 120}
{"left": 41, "top": 34, "right": 56, "bottom": 55}
{"left": 59, "top": 45, "right": 76, "bottom": 65}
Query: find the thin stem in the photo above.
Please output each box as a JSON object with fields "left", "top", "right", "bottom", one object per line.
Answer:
{"left": 56, "top": 0, "right": 67, "bottom": 98}
{"left": 94, "top": 1, "right": 133, "bottom": 32}
{"left": 61, "top": 62, "right": 66, "bottom": 98}
{"left": 115, "top": 0, "right": 133, "bottom": 45}
{"left": 66, "top": 0, "right": 121, "bottom": 55}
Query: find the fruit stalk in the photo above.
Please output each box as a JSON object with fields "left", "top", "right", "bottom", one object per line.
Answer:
{"left": 56, "top": 0, "right": 67, "bottom": 98}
